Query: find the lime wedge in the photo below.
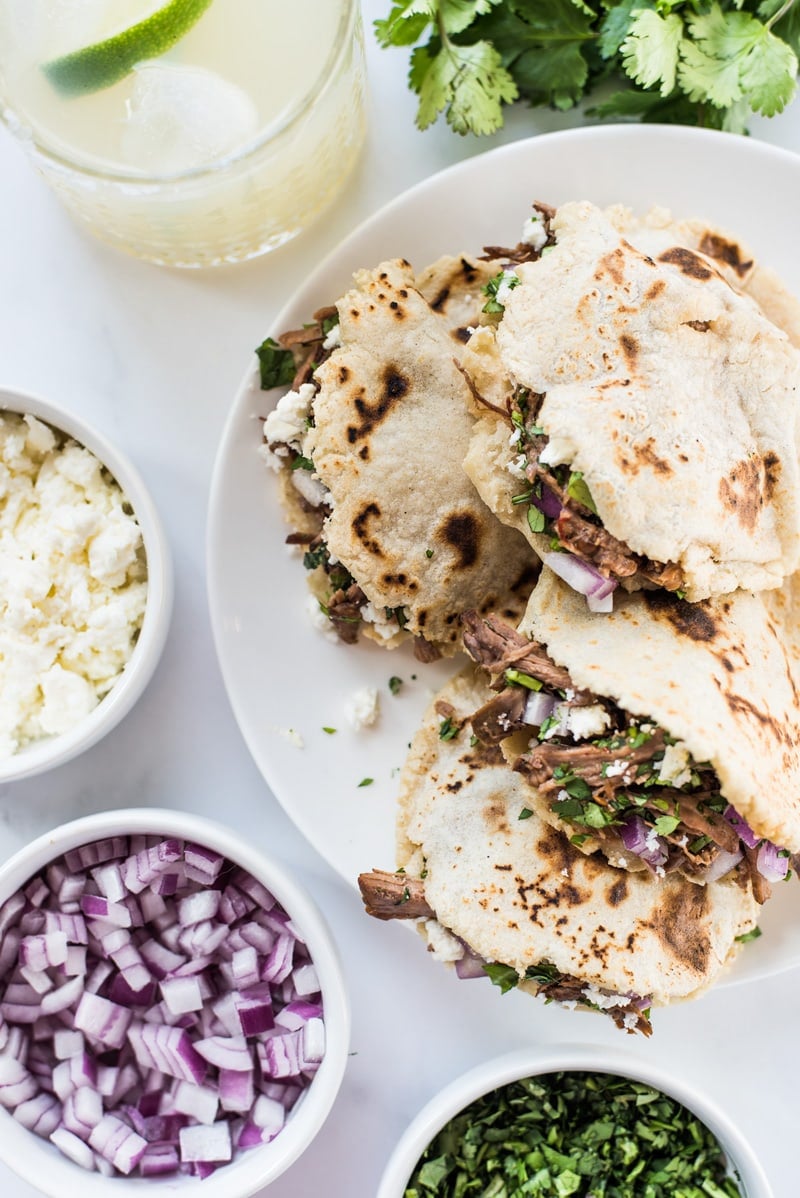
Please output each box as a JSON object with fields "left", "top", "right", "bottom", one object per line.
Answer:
{"left": 43, "top": 0, "right": 213, "bottom": 97}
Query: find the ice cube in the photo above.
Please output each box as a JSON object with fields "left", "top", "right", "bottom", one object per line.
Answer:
{"left": 120, "top": 62, "right": 259, "bottom": 174}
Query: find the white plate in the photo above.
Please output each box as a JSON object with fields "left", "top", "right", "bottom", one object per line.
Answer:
{"left": 208, "top": 124, "right": 800, "bottom": 989}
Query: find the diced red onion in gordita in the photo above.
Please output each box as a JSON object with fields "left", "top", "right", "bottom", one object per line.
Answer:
{"left": 757, "top": 840, "right": 790, "bottom": 882}
{"left": 723, "top": 805, "right": 761, "bottom": 849}
{"left": 542, "top": 551, "right": 618, "bottom": 607}
{"left": 699, "top": 849, "right": 743, "bottom": 884}
{"left": 530, "top": 483, "right": 562, "bottom": 521}
{"left": 0, "top": 836, "right": 325, "bottom": 1178}
{"left": 619, "top": 815, "right": 668, "bottom": 869}
{"left": 522, "top": 690, "right": 557, "bottom": 728}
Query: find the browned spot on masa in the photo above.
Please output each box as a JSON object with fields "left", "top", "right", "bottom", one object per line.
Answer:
{"left": 346, "top": 365, "right": 410, "bottom": 443}
{"left": 594, "top": 246, "right": 626, "bottom": 285}
{"left": 607, "top": 878, "right": 628, "bottom": 907}
{"left": 441, "top": 511, "right": 481, "bottom": 569}
{"left": 619, "top": 333, "right": 639, "bottom": 370}
{"left": 659, "top": 247, "right": 714, "bottom": 280}
{"left": 645, "top": 279, "right": 666, "bottom": 303}
{"left": 698, "top": 232, "right": 753, "bottom": 278}
{"left": 643, "top": 592, "right": 719, "bottom": 642}
{"left": 719, "top": 456, "right": 772, "bottom": 533}
{"left": 338, "top": 365, "right": 350, "bottom": 384}
{"left": 634, "top": 436, "right": 673, "bottom": 476}
{"left": 430, "top": 287, "right": 450, "bottom": 313}
{"left": 649, "top": 884, "right": 711, "bottom": 975}
{"left": 453, "top": 326, "right": 471, "bottom": 344}
{"left": 352, "top": 502, "right": 384, "bottom": 557}
{"left": 358, "top": 445, "right": 369, "bottom": 461}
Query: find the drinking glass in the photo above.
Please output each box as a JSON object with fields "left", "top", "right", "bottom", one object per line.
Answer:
{"left": 0, "top": 0, "right": 367, "bottom": 267}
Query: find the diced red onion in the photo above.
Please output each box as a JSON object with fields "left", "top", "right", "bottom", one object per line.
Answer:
{"left": 542, "top": 550, "right": 618, "bottom": 604}
{"left": 757, "top": 840, "right": 790, "bottom": 882}
{"left": 51, "top": 1126, "right": 95, "bottom": 1170}
{"left": 0, "top": 835, "right": 326, "bottom": 1179}
{"left": 178, "top": 1121, "right": 232, "bottom": 1163}
{"left": 699, "top": 849, "right": 744, "bottom": 884}
{"left": 619, "top": 815, "right": 668, "bottom": 869}
{"left": 522, "top": 690, "right": 557, "bottom": 728}
{"left": 530, "top": 483, "right": 562, "bottom": 520}
{"left": 723, "top": 805, "right": 761, "bottom": 849}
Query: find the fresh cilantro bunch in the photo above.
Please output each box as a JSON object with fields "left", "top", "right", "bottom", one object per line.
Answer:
{"left": 375, "top": 0, "right": 800, "bottom": 136}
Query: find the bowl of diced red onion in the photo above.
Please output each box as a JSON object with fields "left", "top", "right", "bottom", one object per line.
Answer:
{"left": 0, "top": 808, "right": 350, "bottom": 1196}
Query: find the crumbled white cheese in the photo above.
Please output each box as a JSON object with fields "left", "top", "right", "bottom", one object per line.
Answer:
{"left": 360, "top": 602, "right": 400, "bottom": 641}
{"left": 0, "top": 413, "right": 147, "bottom": 760}
{"left": 305, "top": 594, "right": 339, "bottom": 642}
{"left": 581, "top": 985, "right": 631, "bottom": 1010}
{"left": 322, "top": 323, "right": 341, "bottom": 351}
{"left": 495, "top": 270, "right": 519, "bottom": 306}
{"left": 269, "top": 725, "right": 304, "bottom": 749}
{"left": 521, "top": 213, "right": 548, "bottom": 251}
{"left": 657, "top": 741, "right": 693, "bottom": 788}
{"left": 509, "top": 427, "right": 522, "bottom": 447}
{"left": 605, "top": 760, "right": 629, "bottom": 778}
{"left": 290, "top": 470, "right": 328, "bottom": 508}
{"left": 543, "top": 702, "right": 611, "bottom": 742}
{"left": 622, "top": 1011, "right": 641, "bottom": 1031}
{"left": 424, "top": 920, "right": 463, "bottom": 963}
{"left": 507, "top": 454, "right": 528, "bottom": 481}
{"left": 345, "top": 687, "right": 380, "bottom": 731}
{"left": 262, "top": 383, "right": 316, "bottom": 454}
{"left": 537, "top": 441, "right": 561, "bottom": 467}
{"left": 644, "top": 825, "right": 663, "bottom": 855}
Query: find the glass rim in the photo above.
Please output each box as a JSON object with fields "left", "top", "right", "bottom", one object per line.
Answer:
{"left": 0, "top": 0, "right": 360, "bottom": 186}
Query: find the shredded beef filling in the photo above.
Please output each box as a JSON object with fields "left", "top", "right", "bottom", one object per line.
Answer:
{"left": 357, "top": 871, "right": 652, "bottom": 1034}
{"left": 461, "top": 611, "right": 777, "bottom": 892}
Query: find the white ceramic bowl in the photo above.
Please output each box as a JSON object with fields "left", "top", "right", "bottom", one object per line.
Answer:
{"left": 0, "top": 387, "right": 172, "bottom": 782}
{"left": 0, "top": 808, "right": 350, "bottom": 1197}
{"left": 378, "top": 1044, "right": 773, "bottom": 1198}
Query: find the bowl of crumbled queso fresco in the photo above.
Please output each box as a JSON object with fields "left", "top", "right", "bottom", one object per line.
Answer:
{"left": 377, "top": 1046, "right": 773, "bottom": 1198}
{"left": 0, "top": 389, "right": 172, "bottom": 781}
{"left": 0, "top": 808, "right": 350, "bottom": 1196}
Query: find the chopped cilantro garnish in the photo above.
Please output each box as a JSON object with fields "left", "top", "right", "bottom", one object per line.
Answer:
{"left": 570, "top": 833, "right": 590, "bottom": 847}
{"left": 303, "top": 544, "right": 328, "bottom": 572}
{"left": 504, "top": 668, "right": 543, "bottom": 691}
{"left": 482, "top": 269, "right": 519, "bottom": 314}
{"left": 538, "top": 713, "right": 559, "bottom": 740}
{"left": 404, "top": 1071, "right": 744, "bottom": 1197}
{"left": 320, "top": 313, "right": 339, "bottom": 336}
{"left": 358, "top": 777, "right": 374, "bottom": 788}
{"left": 566, "top": 469, "right": 598, "bottom": 514}
{"left": 425, "top": 548, "right": 434, "bottom": 558}
{"left": 511, "top": 488, "right": 533, "bottom": 505}
{"left": 469, "top": 734, "right": 479, "bottom": 747}
{"left": 322, "top": 727, "right": 336, "bottom": 735}
{"left": 388, "top": 676, "right": 403, "bottom": 696}
{"left": 564, "top": 777, "right": 591, "bottom": 800}
{"left": 688, "top": 834, "right": 713, "bottom": 854}
{"left": 653, "top": 815, "right": 680, "bottom": 837}
{"left": 527, "top": 506, "right": 546, "bottom": 534}
{"left": 518, "top": 807, "right": 533, "bottom": 821}
{"left": 439, "top": 717, "right": 459, "bottom": 741}
{"left": 255, "top": 336, "right": 295, "bottom": 390}
{"left": 736, "top": 926, "right": 762, "bottom": 944}
{"left": 483, "top": 962, "right": 519, "bottom": 993}
{"left": 676, "top": 589, "right": 687, "bottom": 600}
{"left": 385, "top": 605, "right": 409, "bottom": 630}
{"left": 290, "top": 455, "right": 314, "bottom": 471}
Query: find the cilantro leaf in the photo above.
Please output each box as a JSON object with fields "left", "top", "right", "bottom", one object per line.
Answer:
{"left": 597, "top": 0, "right": 644, "bottom": 61}
{"left": 255, "top": 337, "right": 295, "bottom": 390}
{"left": 621, "top": 9, "right": 684, "bottom": 97}
{"left": 483, "top": 962, "right": 520, "bottom": 992}
{"left": 414, "top": 38, "right": 517, "bottom": 134}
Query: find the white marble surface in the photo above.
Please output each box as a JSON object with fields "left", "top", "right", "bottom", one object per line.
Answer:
{"left": 0, "top": 3, "right": 798, "bottom": 1194}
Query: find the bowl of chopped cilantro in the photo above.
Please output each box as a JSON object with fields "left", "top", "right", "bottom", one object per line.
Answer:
{"left": 377, "top": 1045, "right": 772, "bottom": 1198}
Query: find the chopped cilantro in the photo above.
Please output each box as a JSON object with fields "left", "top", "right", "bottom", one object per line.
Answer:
{"left": 403, "top": 1071, "right": 744, "bottom": 1197}
{"left": 439, "top": 717, "right": 459, "bottom": 741}
{"left": 653, "top": 814, "right": 680, "bottom": 837}
{"left": 688, "top": 834, "right": 713, "bottom": 854}
{"left": 504, "top": 668, "right": 543, "bottom": 691}
{"left": 524, "top": 960, "right": 560, "bottom": 986}
{"left": 255, "top": 336, "right": 295, "bottom": 390}
{"left": 483, "top": 962, "right": 519, "bottom": 993}
{"left": 735, "top": 926, "right": 762, "bottom": 944}
{"left": 469, "top": 734, "right": 479, "bottom": 747}
{"left": 511, "top": 488, "right": 534, "bottom": 505}
{"left": 527, "top": 505, "right": 546, "bottom": 534}
{"left": 388, "top": 676, "right": 403, "bottom": 696}
{"left": 570, "top": 833, "right": 590, "bottom": 847}
{"left": 566, "top": 469, "right": 598, "bottom": 515}
{"left": 322, "top": 726, "right": 337, "bottom": 735}
{"left": 320, "top": 313, "right": 339, "bottom": 336}
{"left": 676, "top": 588, "right": 687, "bottom": 599}
{"left": 385, "top": 605, "right": 409, "bottom": 629}
{"left": 303, "top": 544, "right": 329, "bottom": 572}
{"left": 425, "top": 548, "right": 434, "bottom": 558}
{"left": 358, "top": 777, "right": 374, "bottom": 788}
{"left": 290, "top": 455, "right": 314, "bottom": 471}
{"left": 564, "top": 777, "right": 591, "bottom": 800}
{"left": 482, "top": 269, "right": 519, "bottom": 313}
{"left": 538, "top": 713, "right": 560, "bottom": 739}
{"left": 518, "top": 807, "right": 533, "bottom": 821}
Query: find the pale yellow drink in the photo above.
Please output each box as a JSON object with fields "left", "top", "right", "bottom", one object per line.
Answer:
{"left": 0, "top": 0, "right": 366, "bottom": 266}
